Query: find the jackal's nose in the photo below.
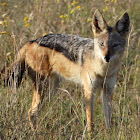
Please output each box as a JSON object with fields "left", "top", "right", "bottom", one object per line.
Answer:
{"left": 105, "top": 55, "right": 110, "bottom": 62}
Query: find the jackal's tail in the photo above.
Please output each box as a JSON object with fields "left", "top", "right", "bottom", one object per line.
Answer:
{"left": 0, "top": 42, "right": 30, "bottom": 88}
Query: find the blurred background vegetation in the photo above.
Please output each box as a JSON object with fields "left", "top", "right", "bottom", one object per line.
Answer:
{"left": 0, "top": 0, "right": 140, "bottom": 139}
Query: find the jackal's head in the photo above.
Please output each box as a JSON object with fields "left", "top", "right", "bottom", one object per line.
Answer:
{"left": 92, "top": 10, "right": 130, "bottom": 63}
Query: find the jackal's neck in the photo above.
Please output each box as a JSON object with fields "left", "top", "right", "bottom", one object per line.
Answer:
{"left": 84, "top": 54, "right": 120, "bottom": 79}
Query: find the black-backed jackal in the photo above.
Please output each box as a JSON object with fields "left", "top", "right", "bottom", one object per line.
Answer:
{"left": 1, "top": 10, "right": 130, "bottom": 132}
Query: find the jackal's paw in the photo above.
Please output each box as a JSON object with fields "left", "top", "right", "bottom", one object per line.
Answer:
{"left": 87, "top": 122, "right": 94, "bottom": 132}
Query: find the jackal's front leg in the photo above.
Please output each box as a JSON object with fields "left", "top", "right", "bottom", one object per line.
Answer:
{"left": 84, "top": 91, "right": 94, "bottom": 132}
{"left": 102, "top": 84, "right": 114, "bottom": 129}
{"left": 83, "top": 78, "right": 94, "bottom": 132}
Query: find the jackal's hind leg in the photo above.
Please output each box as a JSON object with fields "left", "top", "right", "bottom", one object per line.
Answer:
{"left": 49, "top": 74, "right": 61, "bottom": 96}
{"left": 28, "top": 88, "right": 42, "bottom": 131}
{"left": 28, "top": 75, "right": 60, "bottom": 131}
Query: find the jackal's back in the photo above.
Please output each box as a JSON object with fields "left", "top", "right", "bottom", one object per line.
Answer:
{"left": 31, "top": 34, "right": 94, "bottom": 64}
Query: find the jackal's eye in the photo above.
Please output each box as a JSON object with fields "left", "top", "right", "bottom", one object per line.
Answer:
{"left": 99, "top": 42, "right": 104, "bottom": 47}
{"left": 112, "top": 44, "right": 120, "bottom": 48}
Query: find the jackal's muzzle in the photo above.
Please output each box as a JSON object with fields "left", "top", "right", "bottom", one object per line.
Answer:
{"left": 105, "top": 53, "right": 110, "bottom": 62}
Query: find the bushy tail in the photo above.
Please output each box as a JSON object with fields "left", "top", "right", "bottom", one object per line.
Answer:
{"left": 0, "top": 42, "right": 30, "bottom": 88}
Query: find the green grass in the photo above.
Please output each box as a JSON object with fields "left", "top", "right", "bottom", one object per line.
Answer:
{"left": 0, "top": 0, "right": 140, "bottom": 139}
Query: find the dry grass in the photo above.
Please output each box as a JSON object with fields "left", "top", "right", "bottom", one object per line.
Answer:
{"left": 0, "top": 0, "right": 140, "bottom": 139}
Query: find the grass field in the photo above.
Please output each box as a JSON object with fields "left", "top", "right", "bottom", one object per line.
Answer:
{"left": 0, "top": 0, "right": 140, "bottom": 139}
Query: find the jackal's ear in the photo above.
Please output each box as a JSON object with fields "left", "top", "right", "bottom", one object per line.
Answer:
{"left": 115, "top": 13, "right": 130, "bottom": 36}
{"left": 92, "top": 9, "right": 107, "bottom": 35}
